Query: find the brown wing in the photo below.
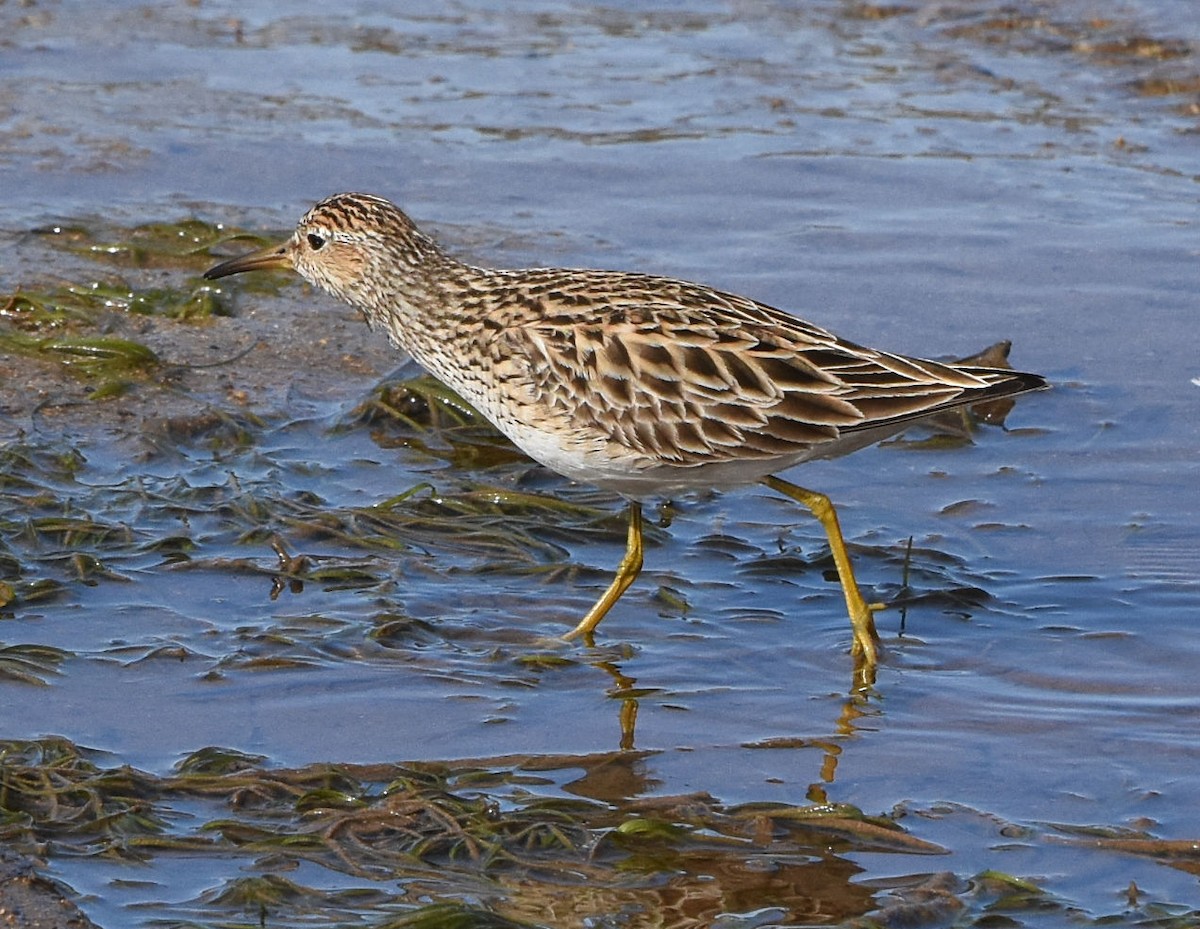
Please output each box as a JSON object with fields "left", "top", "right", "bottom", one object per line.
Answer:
{"left": 503, "top": 272, "right": 1040, "bottom": 467}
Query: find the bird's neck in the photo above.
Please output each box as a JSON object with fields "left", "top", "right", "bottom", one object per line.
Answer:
{"left": 362, "top": 245, "right": 493, "bottom": 378}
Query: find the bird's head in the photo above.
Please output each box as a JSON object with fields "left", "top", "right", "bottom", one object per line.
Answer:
{"left": 204, "top": 193, "right": 441, "bottom": 312}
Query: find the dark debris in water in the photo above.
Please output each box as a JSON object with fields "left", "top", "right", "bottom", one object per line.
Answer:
{"left": 3, "top": 737, "right": 1197, "bottom": 929}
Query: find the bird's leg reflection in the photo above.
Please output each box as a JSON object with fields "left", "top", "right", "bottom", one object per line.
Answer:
{"left": 589, "top": 645, "right": 881, "bottom": 766}
{"left": 808, "top": 678, "right": 878, "bottom": 799}
{"left": 592, "top": 658, "right": 640, "bottom": 751}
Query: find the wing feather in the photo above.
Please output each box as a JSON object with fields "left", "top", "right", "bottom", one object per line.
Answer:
{"left": 493, "top": 270, "right": 1040, "bottom": 469}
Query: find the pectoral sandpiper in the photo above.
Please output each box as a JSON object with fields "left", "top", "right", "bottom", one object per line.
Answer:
{"left": 205, "top": 193, "right": 1046, "bottom": 677}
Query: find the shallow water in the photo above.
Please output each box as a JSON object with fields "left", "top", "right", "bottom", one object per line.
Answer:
{"left": 2, "top": 1, "right": 1199, "bottom": 926}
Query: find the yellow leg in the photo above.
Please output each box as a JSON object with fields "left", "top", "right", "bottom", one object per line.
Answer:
{"left": 761, "top": 475, "right": 883, "bottom": 671}
{"left": 564, "top": 501, "right": 644, "bottom": 642}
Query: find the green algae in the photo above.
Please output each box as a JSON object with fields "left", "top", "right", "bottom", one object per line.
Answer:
{"left": 0, "top": 217, "right": 281, "bottom": 400}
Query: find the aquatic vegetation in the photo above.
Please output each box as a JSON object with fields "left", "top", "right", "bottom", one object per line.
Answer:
{"left": 2, "top": 279, "right": 229, "bottom": 327}
{"left": 0, "top": 644, "right": 69, "bottom": 686}
{"left": 41, "top": 217, "right": 275, "bottom": 273}
{"left": 2, "top": 737, "right": 1197, "bottom": 928}
{"left": 0, "top": 218, "right": 280, "bottom": 400}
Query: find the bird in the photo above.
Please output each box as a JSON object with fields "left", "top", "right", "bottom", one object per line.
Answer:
{"left": 205, "top": 192, "right": 1046, "bottom": 677}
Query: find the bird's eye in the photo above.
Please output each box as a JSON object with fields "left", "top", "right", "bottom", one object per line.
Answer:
{"left": 306, "top": 232, "right": 327, "bottom": 251}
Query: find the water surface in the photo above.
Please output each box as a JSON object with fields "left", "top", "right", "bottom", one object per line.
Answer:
{"left": 1, "top": 1, "right": 1198, "bottom": 926}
